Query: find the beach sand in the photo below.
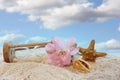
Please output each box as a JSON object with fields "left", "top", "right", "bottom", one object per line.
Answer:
{"left": 0, "top": 53, "right": 120, "bottom": 80}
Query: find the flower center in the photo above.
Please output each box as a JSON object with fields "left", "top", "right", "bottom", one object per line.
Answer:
{"left": 58, "top": 50, "right": 66, "bottom": 56}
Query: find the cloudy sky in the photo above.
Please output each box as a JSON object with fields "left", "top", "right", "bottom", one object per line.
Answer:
{"left": 0, "top": 0, "right": 120, "bottom": 55}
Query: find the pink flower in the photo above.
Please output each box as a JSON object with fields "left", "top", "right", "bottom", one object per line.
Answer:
{"left": 45, "top": 37, "right": 79, "bottom": 67}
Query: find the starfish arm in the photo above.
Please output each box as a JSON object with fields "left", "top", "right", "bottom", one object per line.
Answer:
{"left": 79, "top": 47, "right": 86, "bottom": 55}
{"left": 95, "top": 52, "right": 107, "bottom": 57}
{"left": 79, "top": 40, "right": 107, "bottom": 62}
{"left": 88, "top": 40, "right": 95, "bottom": 50}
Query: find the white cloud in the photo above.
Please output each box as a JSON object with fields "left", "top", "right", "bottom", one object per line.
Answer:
{"left": 96, "top": 39, "right": 120, "bottom": 50}
{"left": 28, "top": 15, "right": 39, "bottom": 22}
{"left": 0, "top": 0, "right": 120, "bottom": 29}
{"left": 96, "top": 0, "right": 120, "bottom": 21}
{"left": 118, "top": 26, "right": 120, "bottom": 32}
{"left": 26, "top": 36, "right": 47, "bottom": 43}
{"left": 0, "top": 33, "right": 48, "bottom": 46}
{"left": 41, "top": 4, "right": 94, "bottom": 30}
{"left": 0, "top": 33, "right": 25, "bottom": 44}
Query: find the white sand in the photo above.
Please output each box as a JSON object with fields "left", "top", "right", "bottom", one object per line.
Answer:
{"left": 0, "top": 53, "right": 120, "bottom": 80}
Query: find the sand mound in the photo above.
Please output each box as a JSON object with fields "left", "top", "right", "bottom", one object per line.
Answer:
{"left": 0, "top": 62, "right": 82, "bottom": 80}
{"left": 0, "top": 55, "right": 120, "bottom": 80}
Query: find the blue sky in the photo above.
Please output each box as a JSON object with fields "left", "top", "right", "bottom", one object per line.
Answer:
{"left": 0, "top": 0, "right": 120, "bottom": 55}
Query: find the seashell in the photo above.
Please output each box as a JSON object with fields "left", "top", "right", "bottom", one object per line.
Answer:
{"left": 72, "top": 59, "right": 91, "bottom": 72}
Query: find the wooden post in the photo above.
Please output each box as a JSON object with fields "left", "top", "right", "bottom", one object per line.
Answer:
{"left": 3, "top": 41, "right": 11, "bottom": 62}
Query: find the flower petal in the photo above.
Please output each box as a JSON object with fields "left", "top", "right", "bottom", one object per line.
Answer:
{"left": 45, "top": 43, "right": 56, "bottom": 54}
{"left": 67, "top": 38, "right": 77, "bottom": 48}
{"left": 52, "top": 37, "right": 66, "bottom": 50}
{"left": 70, "top": 47, "right": 79, "bottom": 55}
{"left": 45, "top": 37, "right": 78, "bottom": 67}
{"left": 62, "top": 53, "right": 71, "bottom": 65}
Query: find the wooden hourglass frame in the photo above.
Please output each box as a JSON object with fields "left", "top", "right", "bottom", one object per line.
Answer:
{"left": 3, "top": 41, "right": 49, "bottom": 63}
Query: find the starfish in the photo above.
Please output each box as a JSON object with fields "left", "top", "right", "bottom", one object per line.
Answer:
{"left": 79, "top": 40, "right": 107, "bottom": 62}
